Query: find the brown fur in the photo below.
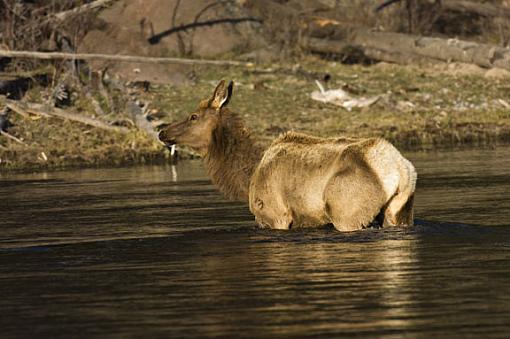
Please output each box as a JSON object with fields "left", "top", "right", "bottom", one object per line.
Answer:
{"left": 159, "top": 80, "right": 263, "bottom": 201}
{"left": 204, "top": 111, "right": 263, "bottom": 201}
{"left": 159, "top": 80, "right": 417, "bottom": 232}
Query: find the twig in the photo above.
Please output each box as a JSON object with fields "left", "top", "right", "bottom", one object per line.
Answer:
{"left": 1, "top": 130, "right": 27, "bottom": 146}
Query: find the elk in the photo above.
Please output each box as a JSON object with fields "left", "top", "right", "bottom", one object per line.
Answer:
{"left": 159, "top": 80, "right": 417, "bottom": 232}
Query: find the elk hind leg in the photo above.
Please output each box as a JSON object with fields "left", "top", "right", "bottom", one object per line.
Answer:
{"left": 324, "top": 167, "right": 386, "bottom": 232}
{"left": 383, "top": 191, "right": 415, "bottom": 227}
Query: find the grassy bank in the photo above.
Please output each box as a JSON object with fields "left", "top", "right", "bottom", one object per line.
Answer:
{"left": 152, "top": 58, "right": 510, "bottom": 146}
{"left": 1, "top": 58, "right": 509, "bottom": 170}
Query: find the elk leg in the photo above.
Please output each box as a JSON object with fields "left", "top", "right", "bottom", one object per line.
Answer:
{"left": 383, "top": 192, "right": 414, "bottom": 227}
{"left": 324, "top": 164, "right": 386, "bottom": 232}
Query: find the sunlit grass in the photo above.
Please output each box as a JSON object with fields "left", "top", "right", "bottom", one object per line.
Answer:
{"left": 1, "top": 57, "right": 509, "bottom": 169}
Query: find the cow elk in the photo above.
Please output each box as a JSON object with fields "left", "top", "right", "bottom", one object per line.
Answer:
{"left": 159, "top": 80, "right": 417, "bottom": 232}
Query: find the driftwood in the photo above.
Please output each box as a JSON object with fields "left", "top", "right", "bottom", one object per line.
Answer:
{"left": 303, "top": 23, "right": 510, "bottom": 70}
{"left": 6, "top": 100, "right": 130, "bottom": 134}
{"left": 0, "top": 50, "right": 254, "bottom": 68}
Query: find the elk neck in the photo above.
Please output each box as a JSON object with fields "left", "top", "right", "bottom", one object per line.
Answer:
{"left": 203, "top": 112, "right": 264, "bottom": 202}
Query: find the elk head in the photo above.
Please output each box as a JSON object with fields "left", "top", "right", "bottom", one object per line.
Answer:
{"left": 158, "top": 80, "right": 233, "bottom": 155}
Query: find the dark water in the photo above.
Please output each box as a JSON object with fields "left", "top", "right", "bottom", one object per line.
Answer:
{"left": 1, "top": 147, "right": 509, "bottom": 338}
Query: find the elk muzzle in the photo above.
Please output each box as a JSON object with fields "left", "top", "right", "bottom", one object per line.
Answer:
{"left": 158, "top": 120, "right": 188, "bottom": 147}
{"left": 158, "top": 129, "right": 176, "bottom": 147}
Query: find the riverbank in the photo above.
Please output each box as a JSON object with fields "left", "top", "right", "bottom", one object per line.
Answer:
{"left": 1, "top": 58, "right": 509, "bottom": 171}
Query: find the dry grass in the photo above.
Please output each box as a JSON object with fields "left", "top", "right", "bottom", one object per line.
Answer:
{"left": 1, "top": 57, "right": 510, "bottom": 170}
{"left": 151, "top": 57, "right": 510, "bottom": 149}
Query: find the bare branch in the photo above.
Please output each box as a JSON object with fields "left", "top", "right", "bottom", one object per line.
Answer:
{"left": 6, "top": 100, "right": 130, "bottom": 134}
{"left": 0, "top": 50, "right": 255, "bottom": 67}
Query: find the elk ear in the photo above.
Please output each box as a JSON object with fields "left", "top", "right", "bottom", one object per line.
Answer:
{"left": 210, "top": 80, "right": 233, "bottom": 110}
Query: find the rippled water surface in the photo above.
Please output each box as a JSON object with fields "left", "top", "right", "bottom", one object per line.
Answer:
{"left": 1, "top": 147, "right": 510, "bottom": 338}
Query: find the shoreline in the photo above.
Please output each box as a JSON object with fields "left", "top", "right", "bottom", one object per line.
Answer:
{"left": 1, "top": 59, "right": 509, "bottom": 171}
{"left": 2, "top": 139, "right": 509, "bottom": 173}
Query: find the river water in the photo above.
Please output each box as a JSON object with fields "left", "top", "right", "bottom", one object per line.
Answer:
{"left": 1, "top": 147, "right": 509, "bottom": 338}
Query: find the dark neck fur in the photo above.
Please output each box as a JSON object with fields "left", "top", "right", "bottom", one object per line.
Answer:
{"left": 203, "top": 112, "right": 263, "bottom": 202}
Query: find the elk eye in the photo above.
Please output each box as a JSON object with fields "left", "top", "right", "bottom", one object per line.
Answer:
{"left": 190, "top": 114, "right": 198, "bottom": 121}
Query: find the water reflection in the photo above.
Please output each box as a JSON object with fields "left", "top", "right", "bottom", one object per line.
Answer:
{"left": 0, "top": 147, "right": 509, "bottom": 337}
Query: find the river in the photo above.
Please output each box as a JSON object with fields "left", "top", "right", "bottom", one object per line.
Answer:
{"left": 1, "top": 146, "right": 509, "bottom": 338}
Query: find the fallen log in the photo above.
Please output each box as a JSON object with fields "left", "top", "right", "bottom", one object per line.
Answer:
{"left": 355, "top": 30, "right": 510, "bottom": 70}
{"left": 442, "top": 0, "right": 510, "bottom": 19}
{"left": 6, "top": 100, "right": 130, "bottom": 134}
{"left": 304, "top": 37, "right": 437, "bottom": 65}
{"left": 375, "top": 0, "right": 510, "bottom": 19}
{"left": 303, "top": 24, "right": 510, "bottom": 70}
